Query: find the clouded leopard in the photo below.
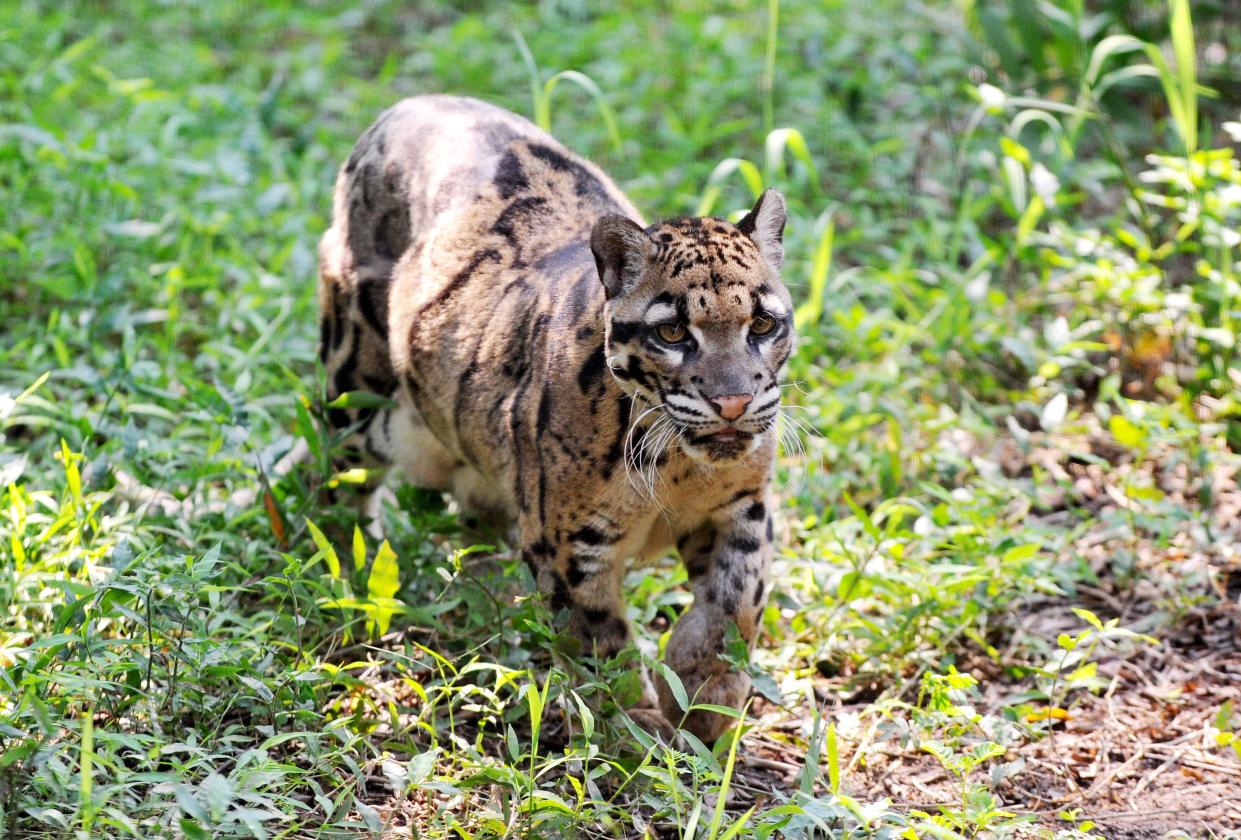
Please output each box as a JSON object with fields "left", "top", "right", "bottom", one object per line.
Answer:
{"left": 317, "top": 95, "right": 793, "bottom": 741}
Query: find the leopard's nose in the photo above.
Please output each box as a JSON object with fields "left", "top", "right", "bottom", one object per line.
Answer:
{"left": 709, "top": 393, "right": 752, "bottom": 421}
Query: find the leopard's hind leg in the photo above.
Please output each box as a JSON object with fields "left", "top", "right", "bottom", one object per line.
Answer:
{"left": 316, "top": 118, "right": 465, "bottom": 540}
{"left": 315, "top": 256, "right": 396, "bottom": 538}
{"left": 315, "top": 145, "right": 408, "bottom": 537}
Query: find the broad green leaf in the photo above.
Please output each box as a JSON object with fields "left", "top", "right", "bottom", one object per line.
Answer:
{"left": 352, "top": 526, "right": 366, "bottom": 572}
{"left": 655, "top": 662, "right": 689, "bottom": 713}
{"left": 1109, "top": 414, "right": 1146, "bottom": 449}
{"left": 367, "top": 540, "right": 400, "bottom": 635}
{"left": 325, "top": 390, "right": 398, "bottom": 410}
{"left": 1071, "top": 607, "right": 1104, "bottom": 630}
{"left": 305, "top": 519, "right": 340, "bottom": 579}
{"left": 826, "top": 722, "right": 840, "bottom": 795}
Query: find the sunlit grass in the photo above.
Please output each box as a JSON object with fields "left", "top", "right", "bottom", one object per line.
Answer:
{"left": 2, "top": 0, "right": 1238, "bottom": 836}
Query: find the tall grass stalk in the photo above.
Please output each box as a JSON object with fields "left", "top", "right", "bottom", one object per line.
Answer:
{"left": 513, "top": 31, "right": 623, "bottom": 155}
{"left": 78, "top": 707, "right": 94, "bottom": 835}
{"left": 762, "top": 0, "right": 779, "bottom": 133}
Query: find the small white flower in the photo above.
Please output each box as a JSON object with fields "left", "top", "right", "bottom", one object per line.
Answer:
{"left": 965, "top": 271, "right": 990, "bottom": 302}
{"left": 1216, "top": 183, "right": 1241, "bottom": 207}
{"left": 978, "top": 83, "right": 1006, "bottom": 111}
{"left": 1030, "top": 163, "right": 1060, "bottom": 207}
{"left": 1164, "top": 292, "right": 1192, "bottom": 312}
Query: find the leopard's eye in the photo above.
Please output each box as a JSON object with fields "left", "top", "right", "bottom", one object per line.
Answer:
{"left": 656, "top": 322, "right": 688, "bottom": 343}
{"left": 750, "top": 313, "right": 777, "bottom": 336}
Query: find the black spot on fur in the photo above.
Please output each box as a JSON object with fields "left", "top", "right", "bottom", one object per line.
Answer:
{"left": 551, "top": 573, "right": 570, "bottom": 611}
{"left": 452, "top": 358, "right": 481, "bottom": 432}
{"left": 571, "top": 525, "right": 616, "bottom": 545}
{"left": 491, "top": 196, "right": 548, "bottom": 247}
{"left": 374, "top": 208, "right": 410, "bottom": 261}
{"left": 609, "top": 321, "right": 642, "bottom": 344}
{"left": 361, "top": 372, "right": 394, "bottom": 394}
{"left": 622, "top": 355, "right": 652, "bottom": 388}
{"left": 332, "top": 329, "right": 361, "bottom": 398}
{"left": 601, "top": 395, "right": 633, "bottom": 478}
{"left": 330, "top": 291, "right": 348, "bottom": 350}
{"left": 745, "top": 501, "right": 766, "bottom": 522}
{"left": 722, "top": 489, "right": 756, "bottom": 508}
{"left": 583, "top": 607, "right": 612, "bottom": 625}
{"left": 577, "top": 345, "right": 607, "bottom": 393}
{"left": 566, "top": 266, "right": 598, "bottom": 321}
{"left": 766, "top": 517, "right": 774, "bottom": 541}
{"left": 728, "top": 536, "right": 762, "bottom": 554}
{"left": 416, "top": 249, "right": 503, "bottom": 317}
{"left": 356, "top": 277, "right": 389, "bottom": 339}
{"left": 358, "top": 164, "right": 375, "bottom": 210}
{"left": 328, "top": 407, "right": 350, "bottom": 430}
{"left": 318, "top": 316, "right": 332, "bottom": 364}
{"left": 494, "top": 149, "right": 528, "bottom": 198}
{"left": 527, "top": 142, "right": 609, "bottom": 200}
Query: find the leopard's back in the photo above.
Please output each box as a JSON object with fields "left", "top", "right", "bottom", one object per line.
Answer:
{"left": 316, "top": 95, "right": 642, "bottom": 517}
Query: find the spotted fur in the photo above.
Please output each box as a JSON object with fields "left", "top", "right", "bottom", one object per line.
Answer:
{"left": 317, "top": 95, "right": 794, "bottom": 741}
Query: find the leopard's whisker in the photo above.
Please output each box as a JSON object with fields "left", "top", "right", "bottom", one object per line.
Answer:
{"left": 639, "top": 416, "right": 672, "bottom": 499}
{"left": 775, "top": 407, "right": 828, "bottom": 498}
{"left": 623, "top": 396, "right": 668, "bottom": 501}
{"left": 648, "top": 419, "right": 678, "bottom": 496}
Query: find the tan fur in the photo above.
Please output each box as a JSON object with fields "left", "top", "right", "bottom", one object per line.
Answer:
{"left": 317, "top": 95, "right": 794, "bottom": 741}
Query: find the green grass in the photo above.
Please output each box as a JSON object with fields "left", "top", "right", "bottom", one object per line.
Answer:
{"left": 3, "top": 0, "right": 1241, "bottom": 837}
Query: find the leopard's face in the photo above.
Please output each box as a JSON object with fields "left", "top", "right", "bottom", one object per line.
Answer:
{"left": 591, "top": 189, "right": 793, "bottom": 463}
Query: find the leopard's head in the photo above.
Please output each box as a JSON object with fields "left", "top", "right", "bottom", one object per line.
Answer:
{"left": 590, "top": 189, "right": 794, "bottom": 463}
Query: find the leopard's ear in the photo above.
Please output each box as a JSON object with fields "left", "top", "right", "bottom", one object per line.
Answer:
{"left": 591, "top": 215, "right": 650, "bottom": 299}
{"left": 736, "top": 188, "right": 786, "bottom": 273}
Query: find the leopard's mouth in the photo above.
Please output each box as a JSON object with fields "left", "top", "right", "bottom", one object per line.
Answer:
{"left": 682, "top": 426, "right": 755, "bottom": 460}
{"left": 703, "top": 425, "right": 744, "bottom": 444}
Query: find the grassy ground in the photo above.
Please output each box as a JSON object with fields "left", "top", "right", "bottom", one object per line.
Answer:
{"left": 2, "top": 0, "right": 1241, "bottom": 837}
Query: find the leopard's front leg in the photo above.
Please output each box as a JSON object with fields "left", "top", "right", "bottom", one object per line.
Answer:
{"left": 521, "top": 517, "right": 631, "bottom": 661}
{"left": 660, "top": 491, "right": 774, "bottom": 742}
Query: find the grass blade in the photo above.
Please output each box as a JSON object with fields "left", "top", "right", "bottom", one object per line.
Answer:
{"left": 696, "top": 158, "right": 764, "bottom": 216}
{"left": 793, "top": 211, "right": 834, "bottom": 331}
{"left": 762, "top": 0, "right": 779, "bottom": 132}
{"left": 512, "top": 31, "right": 544, "bottom": 129}
{"left": 706, "top": 712, "right": 749, "bottom": 840}
{"left": 79, "top": 707, "right": 94, "bottom": 834}
{"left": 545, "top": 70, "right": 623, "bottom": 156}
{"left": 826, "top": 721, "right": 840, "bottom": 795}
{"left": 764, "top": 127, "right": 819, "bottom": 190}
{"left": 1168, "top": 0, "right": 1196, "bottom": 155}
